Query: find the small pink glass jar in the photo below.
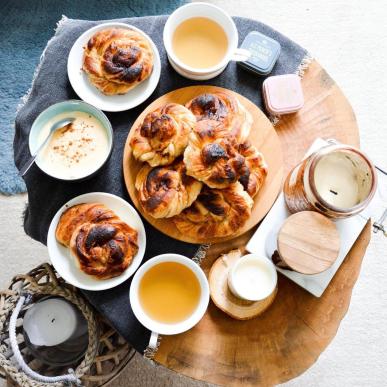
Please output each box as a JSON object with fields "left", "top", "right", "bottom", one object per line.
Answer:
{"left": 284, "top": 144, "right": 377, "bottom": 219}
{"left": 263, "top": 74, "right": 304, "bottom": 115}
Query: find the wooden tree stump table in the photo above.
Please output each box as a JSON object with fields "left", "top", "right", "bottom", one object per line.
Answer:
{"left": 153, "top": 60, "right": 371, "bottom": 386}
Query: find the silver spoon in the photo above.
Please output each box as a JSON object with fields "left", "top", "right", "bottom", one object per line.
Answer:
{"left": 19, "top": 118, "right": 75, "bottom": 177}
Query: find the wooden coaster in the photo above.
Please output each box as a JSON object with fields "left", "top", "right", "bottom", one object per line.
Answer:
{"left": 209, "top": 249, "right": 277, "bottom": 320}
{"left": 277, "top": 211, "right": 340, "bottom": 275}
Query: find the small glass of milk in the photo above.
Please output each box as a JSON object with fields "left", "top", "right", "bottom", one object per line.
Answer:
{"left": 227, "top": 254, "right": 277, "bottom": 302}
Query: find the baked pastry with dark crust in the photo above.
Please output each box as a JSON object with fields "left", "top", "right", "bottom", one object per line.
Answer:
{"left": 238, "top": 141, "right": 268, "bottom": 197}
{"left": 83, "top": 28, "right": 153, "bottom": 95}
{"left": 183, "top": 120, "right": 246, "bottom": 189}
{"left": 56, "top": 203, "right": 138, "bottom": 279}
{"left": 130, "top": 103, "right": 196, "bottom": 167}
{"left": 135, "top": 160, "right": 202, "bottom": 218}
{"left": 56, "top": 203, "right": 117, "bottom": 247}
{"left": 173, "top": 182, "right": 253, "bottom": 239}
{"left": 70, "top": 220, "right": 138, "bottom": 279}
{"left": 185, "top": 91, "right": 252, "bottom": 142}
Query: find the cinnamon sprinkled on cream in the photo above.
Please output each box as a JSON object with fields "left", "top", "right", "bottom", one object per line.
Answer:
{"left": 37, "top": 111, "right": 110, "bottom": 179}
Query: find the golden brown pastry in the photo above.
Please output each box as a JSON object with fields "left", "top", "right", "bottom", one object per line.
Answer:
{"left": 185, "top": 91, "right": 252, "bottom": 142}
{"left": 183, "top": 120, "right": 246, "bottom": 189}
{"left": 238, "top": 141, "right": 268, "bottom": 197}
{"left": 56, "top": 203, "right": 138, "bottom": 279}
{"left": 70, "top": 220, "right": 138, "bottom": 279}
{"left": 130, "top": 103, "right": 196, "bottom": 166}
{"left": 135, "top": 160, "right": 202, "bottom": 218}
{"left": 56, "top": 203, "right": 117, "bottom": 247}
{"left": 173, "top": 182, "right": 253, "bottom": 239}
{"left": 83, "top": 28, "right": 153, "bottom": 95}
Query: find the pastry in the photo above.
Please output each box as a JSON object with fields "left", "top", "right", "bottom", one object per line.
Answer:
{"left": 130, "top": 103, "right": 196, "bottom": 166}
{"left": 173, "top": 182, "right": 253, "bottom": 239}
{"left": 135, "top": 160, "right": 202, "bottom": 218}
{"left": 56, "top": 203, "right": 138, "bottom": 279}
{"left": 56, "top": 203, "right": 117, "bottom": 247}
{"left": 70, "top": 219, "right": 138, "bottom": 280}
{"left": 183, "top": 119, "right": 246, "bottom": 189}
{"left": 83, "top": 28, "right": 153, "bottom": 95}
{"left": 238, "top": 141, "right": 268, "bottom": 197}
{"left": 185, "top": 91, "right": 252, "bottom": 142}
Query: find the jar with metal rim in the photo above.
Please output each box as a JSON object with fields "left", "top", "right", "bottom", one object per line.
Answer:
{"left": 283, "top": 143, "right": 377, "bottom": 219}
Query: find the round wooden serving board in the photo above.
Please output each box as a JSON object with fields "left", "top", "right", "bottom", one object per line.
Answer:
{"left": 154, "top": 61, "right": 372, "bottom": 386}
{"left": 123, "top": 86, "right": 283, "bottom": 244}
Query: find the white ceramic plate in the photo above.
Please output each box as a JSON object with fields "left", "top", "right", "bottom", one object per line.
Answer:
{"left": 67, "top": 22, "right": 161, "bottom": 112}
{"left": 47, "top": 192, "right": 146, "bottom": 291}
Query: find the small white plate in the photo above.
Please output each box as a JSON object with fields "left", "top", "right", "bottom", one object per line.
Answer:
{"left": 67, "top": 22, "right": 161, "bottom": 112}
{"left": 47, "top": 192, "right": 146, "bottom": 291}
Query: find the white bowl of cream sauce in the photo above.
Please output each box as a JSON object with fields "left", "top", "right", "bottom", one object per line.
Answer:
{"left": 29, "top": 100, "right": 113, "bottom": 181}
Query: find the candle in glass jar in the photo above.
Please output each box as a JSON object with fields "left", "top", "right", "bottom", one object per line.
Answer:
{"left": 314, "top": 152, "right": 363, "bottom": 208}
{"left": 227, "top": 255, "right": 277, "bottom": 301}
{"left": 284, "top": 144, "right": 377, "bottom": 219}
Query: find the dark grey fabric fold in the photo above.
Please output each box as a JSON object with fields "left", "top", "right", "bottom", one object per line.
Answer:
{"left": 14, "top": 15, "right": 307, "bottom": 353}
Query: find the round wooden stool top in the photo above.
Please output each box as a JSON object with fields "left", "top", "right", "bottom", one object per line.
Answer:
{"left": 209, "top": 249, "right": 277, "bottom": 320}
{"left": 277, "top": 211, "right": 340, "bottom": 274}
{"left": 154, "top": 61, "right": 372, "bottom": 387}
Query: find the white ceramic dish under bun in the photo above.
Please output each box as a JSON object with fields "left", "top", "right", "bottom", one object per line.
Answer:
{"left": 67, "top": 22, "right": 161, "bottom": 112}
{"left": 47, "top": 192, "right": 146, "bottom": 291}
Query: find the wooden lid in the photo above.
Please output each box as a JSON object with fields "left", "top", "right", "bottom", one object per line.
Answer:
{"left": 209, "top": 249, "right": 277, "bottom": 320}
{"left": 277, "top": 211, "right": 340, "bottom": 275}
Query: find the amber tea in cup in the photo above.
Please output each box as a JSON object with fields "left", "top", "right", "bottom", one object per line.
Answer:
{"left": 130, "top": 254, "right": 209, "bottom": 339}
{"left": 138, "top": 261, "right": 201, "bottom": 324}
{"left": 164, "top": 3, "right": 250, "bottom": 80}
{"left": 172, "top": 17, "right": 228, "bottom": 69}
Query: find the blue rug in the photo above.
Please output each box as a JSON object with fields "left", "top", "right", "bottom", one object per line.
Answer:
{"left": 1, "top": 0, "right": 186, "bottom": 195}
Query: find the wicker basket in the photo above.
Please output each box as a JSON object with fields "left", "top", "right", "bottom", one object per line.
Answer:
{"left": 0, "top": 264, "right": 135, "bottom": 386}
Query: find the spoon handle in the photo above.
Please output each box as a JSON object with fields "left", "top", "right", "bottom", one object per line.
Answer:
{"left": 18, "top": 155, "right": 39, "bottom": 177}
{"left": 18, "top": 132, "right": 53, "bottom": 177}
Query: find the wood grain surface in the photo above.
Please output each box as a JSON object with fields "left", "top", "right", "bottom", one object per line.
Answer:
{"left": 209, "top": 249, "right": 277, "bottom": 320}
{"left": 277, "top": 211, "right": 340, "bottom": 274}
{"left": 123, "top": 86, "right": 283, "bottom": 244}
{"left": 154, "top": 61, "right": 371, "bottom": 386}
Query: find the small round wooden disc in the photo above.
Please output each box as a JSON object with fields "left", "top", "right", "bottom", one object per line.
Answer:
{"left": 277, "top": 211, "right": 340, "bottom": 275}
{"left": 209, "top": 249, "right": 277, "bottom": 320}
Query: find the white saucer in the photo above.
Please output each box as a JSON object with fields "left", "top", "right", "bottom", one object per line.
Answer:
{"left": 67, "top": 22, "right": 161, "bottom": 112}
{"left": 47, "top": 192, "right": 146, "bottom": 291}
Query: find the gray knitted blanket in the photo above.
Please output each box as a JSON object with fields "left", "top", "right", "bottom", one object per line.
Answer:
{"left": 14, "top": 15, "right": 309, "bottom": 353}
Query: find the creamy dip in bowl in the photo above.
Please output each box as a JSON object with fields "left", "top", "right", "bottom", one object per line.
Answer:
{"left": 29, "top": 100, "right": 113, "bottom": 181}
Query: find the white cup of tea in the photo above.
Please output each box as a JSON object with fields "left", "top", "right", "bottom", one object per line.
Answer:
{"left": 163, "top": 2, "right": 250, "bottom": 80}
{"left": 227, "top": 254, "right": 277, "bottom": 301}
{"left": 130, "top": 254, "right": 210, "bottom": 349}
